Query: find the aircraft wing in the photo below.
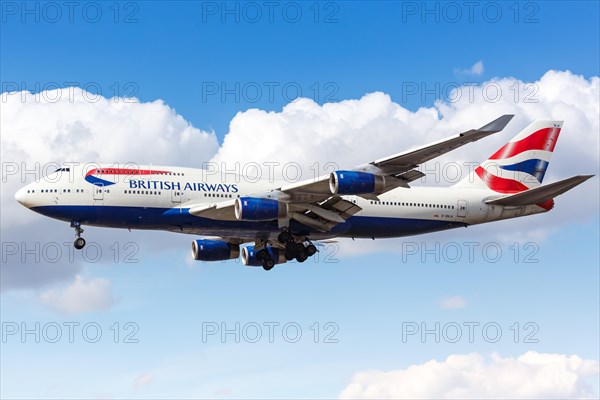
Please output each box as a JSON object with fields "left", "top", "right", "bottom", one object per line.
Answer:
{"left": 278, "top": 114, "right": 514, "bottom": 201}
{"left": 361, "top": 114, "right": 515, "bottom": 175}
{"left": 186, "top": 115, "right": 514, "bottom": 231}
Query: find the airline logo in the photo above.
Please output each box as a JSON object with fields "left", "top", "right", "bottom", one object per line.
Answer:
{"left": 85, "top": 168, "right": 171, "bottom": 187}
{"left": 85, "top": 167, "right": 239, "bottom": 193}
{"left": 476, "top": 123, "right": 561, "bottom": 194}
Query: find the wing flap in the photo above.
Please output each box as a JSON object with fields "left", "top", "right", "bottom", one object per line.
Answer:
{"left": 189, "top": 199, "right": 237, "bottom": 220}
{"left": 318, "top": 196, "right": 362, "bottom": 219}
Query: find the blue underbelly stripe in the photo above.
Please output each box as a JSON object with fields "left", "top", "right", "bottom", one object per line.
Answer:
{"left": 31, "top": 205, "right": 465, "bottom": 238}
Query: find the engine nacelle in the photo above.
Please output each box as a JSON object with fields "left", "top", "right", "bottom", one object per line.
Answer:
{"left": 191, "top": 239, "right": 240, "bottom": 261}
{"left": 234, "top": 197, "right": 287, "bottom": 221}
{"left": 241, "top": 245, "right": 287, "bottom": 267}
{"left": 329, "top": 170, "right": 385, "bottom": 195}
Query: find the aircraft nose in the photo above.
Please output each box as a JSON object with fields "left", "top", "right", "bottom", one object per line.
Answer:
{"left": 15, "top": 187, "right": 29, "bottom": 207}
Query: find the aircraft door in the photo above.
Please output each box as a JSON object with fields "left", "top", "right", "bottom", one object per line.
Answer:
{"left": 457, "top": 200, "right": 468, "bottom": 218}
{"left": 171, "top": 189, "right": 182, "bottom": 205}
{"left": 93, "top": 184, "right": 104, "bottom": 202}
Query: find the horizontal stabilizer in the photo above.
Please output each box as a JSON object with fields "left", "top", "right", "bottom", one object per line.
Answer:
{"left": 486, "top": 175, "right": 594, "bottom": 206}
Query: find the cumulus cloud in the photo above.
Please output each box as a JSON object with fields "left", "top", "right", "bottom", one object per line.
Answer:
{"left": 213, "top": 70, "right": 598, "bottom": 184}
{"left": 439, "top": 296, "right": 466, "bottom": 309}
{"left": 1, "top": 88, "right": 219, "bottom": 228}
{"left": 454, "top": 60, "right": 485, "bottom": 76}
{"left": 1, "top": 70, "right": 598, "bottom": 294}
{"left": 212, "top": 69, "right": 599, "bottom": 250}
{"left": 39, "top": 275, "right": 114, "bottom": 314}
{"left": 339, "top": 351, "right": 600, "bottom": 399}
{"left": 1, "top": 88, "right": 219, "bottom": 293}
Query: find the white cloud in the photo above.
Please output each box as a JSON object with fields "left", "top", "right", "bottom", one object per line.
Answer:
{"left": 212, "top": 69, "right": 599, "bottom": 247}
{"left": 134, "top": 372, "right": 155, "bottom": 389}
{"left": 439, "top": 296, "right": 466, "bottom": 309}
{"left": 1, "top": 88, "right": 219, "bottom": 293}
{"left": 1, "top": 70, "right": 598, "bottom": 293}
{"left": 339, "top": 351, "right": 600, "bottom": 399}
{"left": 213, "top": 70, "right": 598, "bottom": 184}
{"left": 454, "top": 60, "right": 485, "bottom": 76}
{"left": 40, "top": 275, "right": 114, "bottom": 314}
{"left": 1, "top": 88, "right": 219, "bottom": 228}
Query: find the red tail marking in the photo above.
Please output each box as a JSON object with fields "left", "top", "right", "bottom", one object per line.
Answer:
{"left": 475, "top": 166, "right": 530, "bottom": 193}
{"left": 489, "top": 127, "right": 561, "bottom": 160}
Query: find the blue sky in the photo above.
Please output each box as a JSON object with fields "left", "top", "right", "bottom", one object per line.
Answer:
{"left": 1, "top": 1, "right": 599, "bottom": 398}
{"left": 3, "top": 1, "right": 599, "bottom": 135}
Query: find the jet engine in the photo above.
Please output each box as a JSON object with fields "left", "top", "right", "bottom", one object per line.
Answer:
{"left": 241, "top": 245, "right": 287, "bottom": 267}
{"left": 234, "top": 197, "right": 287, "bottom": 221}
{"left": 191, "top": 239, "right": 240, "bottom": 261}
{"left": 329, "top": 170, "right": 385, "bottom": 195}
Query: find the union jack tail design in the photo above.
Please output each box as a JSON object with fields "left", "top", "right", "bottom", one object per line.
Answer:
{"left": 456, "top": 120, "right": 563, "bottom": 193}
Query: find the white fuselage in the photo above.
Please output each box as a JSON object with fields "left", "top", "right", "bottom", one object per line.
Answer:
{"left": 15, "top": 164, "right": 550, "bottom": 241}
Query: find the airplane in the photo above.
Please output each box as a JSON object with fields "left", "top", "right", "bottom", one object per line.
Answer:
{"left": 14, "top": 115, "right": 593, "bottom": 270}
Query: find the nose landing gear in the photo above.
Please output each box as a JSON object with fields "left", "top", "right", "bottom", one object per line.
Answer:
{"left": 70, "top": 221, "right": 86, "bottom": 250}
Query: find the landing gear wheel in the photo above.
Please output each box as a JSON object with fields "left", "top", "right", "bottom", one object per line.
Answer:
{"left": 263, "top": 258, "right": 275, "bottom": 270}
{"left": 306, "top": 244, "right": 317, "bottom": 256}
{"left": 74, "top": 237, "right": 86, "bottom": 250}
{"left": 278, "top": 230, "right": 291, "bottom": 243}
{"left": 296, "top": 248, "right": 308, "bottom": 263}
{"left": 284, "top": 247, "right": 296, "bottom": 261}
{"left": 256, "top": 249, "right": 268, "bottom": 261}
{"left": 71, "top": 221, "right": 85, "bottom": 250}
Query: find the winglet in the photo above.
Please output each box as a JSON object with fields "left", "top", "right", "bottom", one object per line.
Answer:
{"left": 477, "top": 114, "right": 514, "bottom": 133}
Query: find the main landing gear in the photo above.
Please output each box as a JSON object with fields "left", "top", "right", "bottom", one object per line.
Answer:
{"left": 253, "top": 240, "right": 275, "bottom": 271}
{"left": 255, "top": 249, "right": 275, "bottom": 271}
{"left": 70, "top": 221, "right": 86, "bottom": 250}
{"left": 253, "top": 230, "right": 319, "bottom": 271}
{"left": 278, "top": 229, "right": 317, "bottom": 264}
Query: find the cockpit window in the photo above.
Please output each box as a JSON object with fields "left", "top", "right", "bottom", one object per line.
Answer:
{"left": 54, "top": 168, "right": 71, "bottom": 172}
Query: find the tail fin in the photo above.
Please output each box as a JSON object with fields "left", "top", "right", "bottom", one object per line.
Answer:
{"left": 455, "top": 120, "right": 563, "bottom": 193}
